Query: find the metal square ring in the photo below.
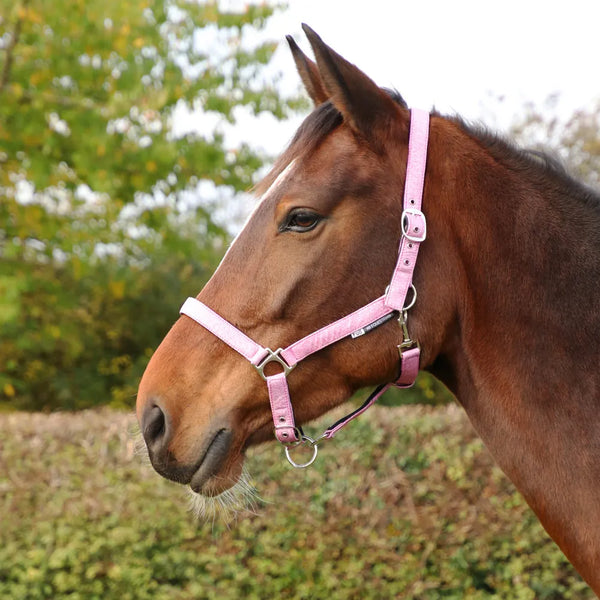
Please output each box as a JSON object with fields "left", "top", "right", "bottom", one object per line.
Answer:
{"left": 254, "top": 348, "right": 295, "bottom": 381}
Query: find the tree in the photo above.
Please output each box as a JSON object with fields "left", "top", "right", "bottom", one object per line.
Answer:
{"left": 0, "top": 0, "right": 302, "bottom": 410}
{"left": 511, "top": 97, "right": 600, "bottom": 189}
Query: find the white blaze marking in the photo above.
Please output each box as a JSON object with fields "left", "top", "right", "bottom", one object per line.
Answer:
{"left": 211, "top": 159, "right": 298, "bottom": 276}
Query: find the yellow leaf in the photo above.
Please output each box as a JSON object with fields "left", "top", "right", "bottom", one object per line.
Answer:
{"left": 3, "top": 383, "right": 15, "bottom": 397}
{"left": 109, "top": 280, "right": 125, "bottom": 299}
{"left": 26, "top": 8, "right": 43, "bottom": 24}
{"left": 11, "top": 83, "right": 23, "bottom": 99}
{"left": 29, "top": 72, "right": 43, "bottom": 86}
{"left": 133, "top": 37, "right": 144, "bottom": 48}
{"left": 131, "top": 174, "right": 144, "bottom": 189}
{"left": 146, "top": 160, "right": 157, "bottom": 173}
{"left": 114, "top": 38, "right": 126, "bottom": 54}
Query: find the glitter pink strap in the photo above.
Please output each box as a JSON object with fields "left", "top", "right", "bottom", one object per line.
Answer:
{"left": 394, "top": 346, "right": 420, "bottom": 387}
{"left": 180, "top": 298, "right": 268, "bottom": 365}
{"left": 266, "top": 372, "right": 299, "bottom": 443}
{"left": 280, "top": 295, "right": 390, "bottom": 366}
{"left": 385, "top": 108, "right": 429, "bottom": 311}
{"left": 322, "top": 383, "right": 391, "bottom": 439}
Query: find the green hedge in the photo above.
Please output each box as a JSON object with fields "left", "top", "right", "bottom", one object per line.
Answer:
{"left": 0, "top": 405, "right": 592, "bottom": 599}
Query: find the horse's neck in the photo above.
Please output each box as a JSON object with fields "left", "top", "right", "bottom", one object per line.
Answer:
{"left": 438, "top": 144, "right": 600, "bottom": 590}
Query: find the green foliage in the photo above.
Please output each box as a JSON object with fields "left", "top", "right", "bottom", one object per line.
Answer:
{"left": 0, "top": 0, "right": 292, "bottom": 201}
{"left": 0, "top": 406, "right": 593, "bottom": 599}
{"left": 0, "top": 221, "right": 224, "bottom": 410}
{"left": 0, "top": 0, "right": 303, "bottom": 410}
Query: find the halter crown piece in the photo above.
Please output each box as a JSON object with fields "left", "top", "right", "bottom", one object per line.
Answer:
{"left": 180, "top": 109, "right": 430, "bottom": 468}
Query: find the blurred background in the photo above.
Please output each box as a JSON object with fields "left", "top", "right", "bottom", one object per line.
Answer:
{"left": 1, "top": 1, "right": 599, "bottom": 598}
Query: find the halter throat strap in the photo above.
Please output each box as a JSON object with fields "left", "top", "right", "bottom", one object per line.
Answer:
{"left": 179, "top": 108, "right": 430, "bottom": 464}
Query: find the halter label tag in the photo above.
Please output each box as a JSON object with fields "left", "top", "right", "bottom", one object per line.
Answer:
{"left": 350, "top": 313, "right": 395, "bottom": 339}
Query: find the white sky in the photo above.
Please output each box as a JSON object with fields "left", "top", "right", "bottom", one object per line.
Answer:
{"left": 226, "top": 0, "right": 600, "bottom": 154}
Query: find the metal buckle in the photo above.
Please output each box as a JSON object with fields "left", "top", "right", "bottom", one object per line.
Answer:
{"left": 284, "top": 434, "right": 319, "bottom": 468}
{"left": 398, "top": 339, "right": 420, "bottom": 356}
{"left": 254, "top": 348, "right": 295, "bottom": 381}
{"left": 401, "top": 208, "right": 427, "bottom": 243}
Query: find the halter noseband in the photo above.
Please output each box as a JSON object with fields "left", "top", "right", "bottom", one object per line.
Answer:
{"left": 180, "top": 109, "right": 429, "bottom": 468}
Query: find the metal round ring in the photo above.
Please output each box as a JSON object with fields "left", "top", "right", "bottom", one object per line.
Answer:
{"left": 284, "top": 435, "right": 319, "bottom": 468}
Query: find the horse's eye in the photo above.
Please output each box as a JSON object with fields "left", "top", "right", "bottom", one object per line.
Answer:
{"left": 282, "top": 209, "right": 322, "bottom": 233}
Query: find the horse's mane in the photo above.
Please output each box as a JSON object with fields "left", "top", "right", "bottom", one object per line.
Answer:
{"left": 451, "top": 116, "right": 600, "bottom": 214}
{"left": 257, "top": 94, "right": 600, "bottom": 216}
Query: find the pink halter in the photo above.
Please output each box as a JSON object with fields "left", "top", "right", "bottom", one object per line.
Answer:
{"left": 180, "top": 108, "right": 429, "bottom": 467}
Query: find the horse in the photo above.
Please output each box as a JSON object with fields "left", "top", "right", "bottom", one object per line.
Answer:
{"left": 136, "top": 25, "right": 600, "bottom": 593}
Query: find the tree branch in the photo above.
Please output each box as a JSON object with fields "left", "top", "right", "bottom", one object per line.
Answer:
{"left": 0, "top": 0, "right": 30, "bottom": 93}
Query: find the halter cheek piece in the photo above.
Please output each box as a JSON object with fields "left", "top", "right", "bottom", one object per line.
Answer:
{"left": 180, "top": 109, "right": 430, "bottom": 468}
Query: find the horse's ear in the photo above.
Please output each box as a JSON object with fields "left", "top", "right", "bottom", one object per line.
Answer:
{"left": 302, "top": 24, "right": 406, "bottom": 142}
{"left": 286, "top": 35, "right": 329, "bottom": 106}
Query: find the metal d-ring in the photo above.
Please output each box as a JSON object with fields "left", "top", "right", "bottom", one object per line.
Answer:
{"left": 383, "top": 284, "right": 417, "bottom": 312}
{"left": 284, "top": 434, "right": 319, "bottom": 468}
{"left": 403, "top": 284, "right": 417, "bottom": 311}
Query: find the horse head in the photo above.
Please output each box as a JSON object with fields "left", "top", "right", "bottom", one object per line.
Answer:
{"left": 136, "top": 26, "right": 458, "bottom": 496}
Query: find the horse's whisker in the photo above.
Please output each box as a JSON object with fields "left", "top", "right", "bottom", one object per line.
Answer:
{"left": 187, "top": 466, "right": 262, "bottom": 524}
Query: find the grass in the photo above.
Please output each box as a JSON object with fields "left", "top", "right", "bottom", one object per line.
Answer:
{"left": 0, "top": 404, "right": 594, "bottom": 599}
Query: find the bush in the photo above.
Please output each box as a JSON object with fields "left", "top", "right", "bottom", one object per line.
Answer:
{"left": 0, "top": 406, "right": 593, "bottom": 599}
{"left": 0, "top": 232, "right": 223, "bottom": 411}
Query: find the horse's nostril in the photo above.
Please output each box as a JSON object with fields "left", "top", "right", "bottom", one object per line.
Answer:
{"left": 142, "top": 401, "right": 171, "bottom": 456}
{"left": 145, "top": 405, "right": 165, "bottom": 439}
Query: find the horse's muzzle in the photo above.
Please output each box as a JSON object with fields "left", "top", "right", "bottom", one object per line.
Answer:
{"left": 140, "top": 399, "right": 232, "bottom": 491}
